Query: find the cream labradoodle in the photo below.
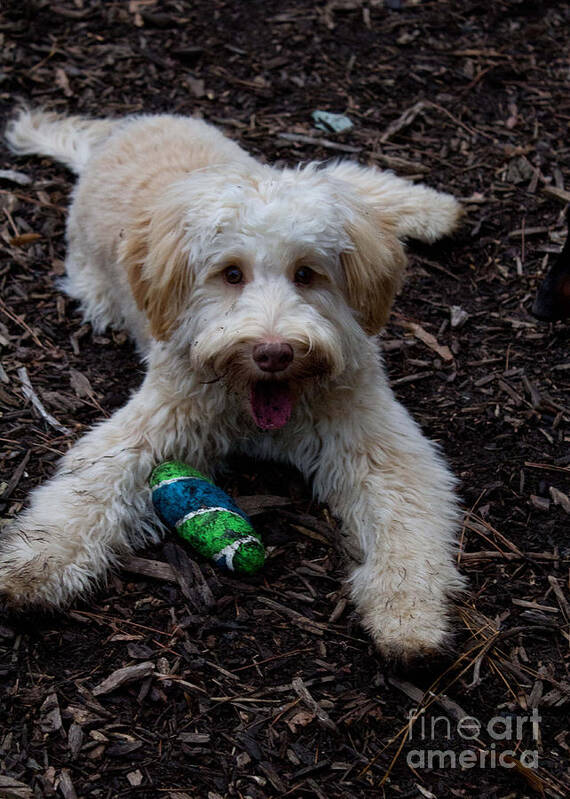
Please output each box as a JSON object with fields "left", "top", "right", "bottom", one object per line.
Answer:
{"left": 2, "top": 109, "right": 466, "bottom": 659}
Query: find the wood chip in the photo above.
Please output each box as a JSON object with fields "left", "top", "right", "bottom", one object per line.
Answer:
{"left": 291, "top": 676, "right": 338, "bottom": 732}
{"left": 0, "top": 169, "right": 32, "bottom": 185}
{"left": 389, "top": 677, "right": 479, "bottom": 732}
{"left": 39, "top": 692, "right": 63, "bottom": 734}
{"left": 2, "top": 450, "right": 31, "bottom": 501}
{"left": 380, "top": 100, "right": 427, "bottom": 142}
{"left": 238, "top": 494, "right": 292, "bottom": 515}
{"left": 257, "top": 596, "right": 326, "bottom": 636}
{"left": 68, "top": 722, "right": 84, "bottom": 760}
{"left": 512, "top": 598, "right": 559, "bottom": 613}
{"left": 18, "top": 366, "right": 71, "bottom": 435}
{"left": 164, "top": 542, "right": 216, "bottom": 609}
{"left": 542, "top": 184, "right": 570, "bottom": 203}
{"left": 57, "top": 769, "right": 78, "bottom": 799}
{"left": 530, "top": 495, "right": 551, "bottom": 511}
{"left": 92, "top": 661, "right": 155, "bottom": 696}
{"left": 69, "top": 367, "right": 95, "bottom": 398}
{"left": 459, "top": 550, "right": 559, "bottom": 564}
{"left": 277, "top": 132, "right": 361, "bottom": 153}
{"left": 177, "top": 732, "right": 211, "bottom": 744}
{"left": 1, "top": 7, "right": 568, "bottom": 798}
{"left": 369, "top": 151, "right": 429, "bottom": 174}
{"left": 121, "top": 555, "right": 177, "bottom": 582}
{"left": 549, "top": 486, "right": 570, "bottom": 514}
{"left": 395, "top": 318, "right": 454, "bottom": 361}
{"left": 0, "top": 776, "right": 33, "bottom": 798}
{"left": 127, "top": 770, "right": 144, "bottom": 787}
{"left": 450, "top": 305, "right": 469, "bottom": 329}
{"left": 9, "top": 232, "right": 42, "bottom": 246}
{"left": 328, "top": 596, "right": 347, "bottom": 623}
{"left": 547, "top": 576, "right": 570, "bottom": 623}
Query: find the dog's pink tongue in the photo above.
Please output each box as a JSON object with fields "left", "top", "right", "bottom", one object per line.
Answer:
{"left": 250, "top": 382, "right": 293, "bottom": 430}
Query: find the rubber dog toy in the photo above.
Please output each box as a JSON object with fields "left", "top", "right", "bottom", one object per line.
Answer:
{"left": 150, "top": 461, "right": 265, "bottom": 574}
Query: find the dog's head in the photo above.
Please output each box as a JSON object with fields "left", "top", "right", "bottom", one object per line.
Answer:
{"left": 120, "top": 161, "right": 461, "bottom": 429}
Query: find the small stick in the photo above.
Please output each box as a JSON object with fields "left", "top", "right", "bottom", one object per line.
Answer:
{"left": 18, "top": 367, "right": 71, "bottom": 436}
{"left": 277, "top": 132, "right": 361, "bottom": 154}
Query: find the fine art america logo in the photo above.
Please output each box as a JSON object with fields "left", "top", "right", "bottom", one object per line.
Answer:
{"left": 406, "top": 709, "right": 541, "bottom": 770}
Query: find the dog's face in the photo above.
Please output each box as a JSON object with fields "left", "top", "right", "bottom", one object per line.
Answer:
{"left": 121, "top": 162, "right": 460, "bottom": 429}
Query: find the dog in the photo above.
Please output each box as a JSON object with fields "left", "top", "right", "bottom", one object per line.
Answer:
{"left": 2, "top": 108, "right": 466, "bottom": 660}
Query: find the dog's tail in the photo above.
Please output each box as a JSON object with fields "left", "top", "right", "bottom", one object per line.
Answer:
{"left": 5, "top": 107, "right": 120, "bottom": 174}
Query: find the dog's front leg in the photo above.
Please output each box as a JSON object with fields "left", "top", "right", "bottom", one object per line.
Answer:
{"left": 0, "top": 376, "right": 210, "bottom": 608}
{"left": 309, "top": 381, "right": 466, "bottom": 660}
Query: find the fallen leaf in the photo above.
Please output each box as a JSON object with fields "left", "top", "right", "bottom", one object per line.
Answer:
{"left": 69, "top": 367, "right": 94, "bottom": 398}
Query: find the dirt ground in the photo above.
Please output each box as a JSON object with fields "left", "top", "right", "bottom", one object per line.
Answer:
{"left": 0, "top": 1, "right": 569, "bottom": 797}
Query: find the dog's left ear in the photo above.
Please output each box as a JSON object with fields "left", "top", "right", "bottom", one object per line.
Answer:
{"left": 340, "top": 208, "right": 407, "bottom": 336}
{"left": 325, "top": 162, "right": 462, "bottom": 334}
{"left": 326, "top": 161, "right": 462, "bottom": 243}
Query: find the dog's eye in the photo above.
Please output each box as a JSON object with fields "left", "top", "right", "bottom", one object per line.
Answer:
{"left": 294, "top": 266, "right": 315, "bottom": 286}
{"left": 224, "top": 265, "right": 244, "bottom": 285}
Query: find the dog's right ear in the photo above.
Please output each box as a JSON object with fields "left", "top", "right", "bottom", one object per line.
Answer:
{"left": 119, "top": 189, "right": 193, "bottom": 341}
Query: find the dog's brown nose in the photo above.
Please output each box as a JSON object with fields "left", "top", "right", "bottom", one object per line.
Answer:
{"left": 253, "top": 342, "right": 294, "bottom": 373}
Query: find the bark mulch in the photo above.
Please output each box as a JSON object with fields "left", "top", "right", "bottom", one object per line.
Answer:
{"left": 0, "top": 1, "right": 568, "bottom": 797}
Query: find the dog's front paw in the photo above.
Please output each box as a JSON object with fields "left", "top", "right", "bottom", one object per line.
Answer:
{"left": 0, "top": 518, "right": 104, "bottom": 609}
{"left": 0, "top": 525, "right": 61, "bottom": 608}
{"left": 361, "top": 593, "right": 455, "bottom": 663}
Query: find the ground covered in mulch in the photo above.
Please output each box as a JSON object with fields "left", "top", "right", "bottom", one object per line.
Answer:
{"left": 0, "top": 1, "right": 569, "bottom": 797}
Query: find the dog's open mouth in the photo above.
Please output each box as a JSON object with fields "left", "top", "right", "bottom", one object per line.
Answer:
{"left": 249, "top": 381, "right": 293, "bottom": 430}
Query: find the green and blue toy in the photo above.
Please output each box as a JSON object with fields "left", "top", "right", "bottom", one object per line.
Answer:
{"left": 150, "top": 461, "right": 265, "bottom": 574}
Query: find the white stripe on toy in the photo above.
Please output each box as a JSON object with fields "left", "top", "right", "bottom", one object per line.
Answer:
{"left": 153, "top": 475, "right": 206, "bottom": 489}
{"left": 175, "top": 506, "right": 245, "bottom": 529}
{"left": 214, "top": 536, "right": 261, "bottom": 570}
